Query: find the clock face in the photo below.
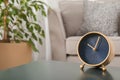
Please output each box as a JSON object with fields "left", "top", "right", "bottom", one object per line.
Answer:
{"left": 78, "top": 33, "right": 109, "bottom": 65}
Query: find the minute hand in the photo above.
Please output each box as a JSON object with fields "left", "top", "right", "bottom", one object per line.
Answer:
{"left": 94, "top": 36, "right": 100, "bottom": 51}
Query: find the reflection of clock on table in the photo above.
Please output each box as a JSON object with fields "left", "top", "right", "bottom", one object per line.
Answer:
{"left": 77, "top": 32, "right": 114, "bottom": 71}
{"left": 80, "top": 68, "right": 113, "bottom": 80}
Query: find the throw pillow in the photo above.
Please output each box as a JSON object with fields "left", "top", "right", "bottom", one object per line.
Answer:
{"left": 77, "top": 0, "right": 120, "bottom": 36}
{"left": 59, "top": 0, "right": 84, "bottom": 37}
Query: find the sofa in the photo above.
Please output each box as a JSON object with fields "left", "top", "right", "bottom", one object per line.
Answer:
{"left": 47, "top": 0, "right": 120, "bottom": 67}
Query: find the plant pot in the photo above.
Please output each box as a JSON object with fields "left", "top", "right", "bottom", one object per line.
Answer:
{"left": 0, "top": 42, "right": 32, "bottom": 70}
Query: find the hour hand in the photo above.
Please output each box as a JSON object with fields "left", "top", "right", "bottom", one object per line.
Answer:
{"left": 87, "top": 43, "right": 94, "bottom": 50}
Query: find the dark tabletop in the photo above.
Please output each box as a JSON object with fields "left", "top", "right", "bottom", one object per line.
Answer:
{"left": 0, "top": 61, "right": 119, "bottom": 80}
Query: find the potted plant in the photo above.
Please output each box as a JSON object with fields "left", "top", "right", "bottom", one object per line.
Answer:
{"left": 0, "top": 0, "right": 47, "bottom": 70}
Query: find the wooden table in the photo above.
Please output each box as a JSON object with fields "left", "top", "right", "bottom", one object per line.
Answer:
{"left": 0, "top": 61, "right": 119, "bottom": 80}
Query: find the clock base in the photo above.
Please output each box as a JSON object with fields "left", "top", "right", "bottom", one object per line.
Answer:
{"left": 80, "top": 64, "right": 107, "bottom": 72}
{"left": 100, "top": 65, "right": 106, "bottom": 72}
{"left": 80, "top": 64, "right": 85, "bottom": 71}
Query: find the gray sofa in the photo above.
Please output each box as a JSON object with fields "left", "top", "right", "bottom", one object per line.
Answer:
{"left": 48, "top": 0, "right": 120, "bottom": 67}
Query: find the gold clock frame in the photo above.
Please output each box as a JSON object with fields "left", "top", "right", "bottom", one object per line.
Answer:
{"left": 77, "top": 31, "right": 114, "bottom": 71}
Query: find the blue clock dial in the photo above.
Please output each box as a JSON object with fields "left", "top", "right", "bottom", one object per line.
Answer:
{"left": 78, "top": 33, "right": 109, "bottom": 65}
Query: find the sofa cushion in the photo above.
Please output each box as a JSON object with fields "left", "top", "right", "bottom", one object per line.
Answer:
{"left": 59, "top": 0, "right": 84, "bottom": 37}
{"left": 67, "top": 56, "right": 120, "bottom": 67}
{"left": 77, "top": 0, "right": 120, "bottom": 36}
{"left": 66, "top": 36, "right": 120, "bottom": 55}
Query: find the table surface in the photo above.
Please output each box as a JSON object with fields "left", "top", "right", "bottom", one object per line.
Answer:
{"left": 0, "top": 61, "right": 119, "bottom": 80}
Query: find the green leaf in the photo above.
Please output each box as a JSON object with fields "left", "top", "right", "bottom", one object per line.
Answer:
{"left": 0, "top": 0, "right": 3, "bottom": 4}
{"left": 27, "top": 26, "right": 33, "bottom": 32}
{"left": 39, "top": 38, "right": 42, "bottom": 45}
{"left": 17, "top": 32, "right": 23, "bottom": 38}
{"left": 13, "top": 29, "right": 23, "bottom": 39}
{"left": 32, "top": 33, "right": 37, "bottom": 41}
{"left": 32, "top": 1, "right": 47, "bottom": 6}
{"left": 17, "top": 19, "right": 22, "bottom": 24}
{"left": 19, "top": 13, "right": 28, "bottom": 22}
{"left": 13, "top": 29, "right": 17, "bottom": 33}
{"left": 40, "top": 30, "right": 45, "bottom": 38}
{"left": 11, "top": 0, "right": 14, "bottom": 3}
{"left": 28, "top": 39, "right": 39, "bottom": 52}
{"left": 35, "top": 25, "right": 41, "bottom": 32}
{"left": 0, "top": 33, "right": 2, "bottom": 37}
{"left": 42, "top": 10, "right": 46, "bottom": 16}
{"left": 25, "top": 33, "right": 29, "bottom": 38}
{"left": 16, "top": 0, "right": 19, "bottom": 4}
{"left": 10, "top": 15, "right": 14, "bottom": 21}
{"left": 33, "top": 14, "right": 37, "bottom": 21}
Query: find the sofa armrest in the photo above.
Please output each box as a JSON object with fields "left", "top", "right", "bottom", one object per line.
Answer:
{"left": 47, "top": 7, "right": 66, "bottom": 61}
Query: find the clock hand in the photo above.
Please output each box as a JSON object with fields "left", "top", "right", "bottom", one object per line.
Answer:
{"left": 87, "top": 43, "right": 94, "bottom": 50}
{"left": 94, "top": 36, "right": 101, "bottom": 51}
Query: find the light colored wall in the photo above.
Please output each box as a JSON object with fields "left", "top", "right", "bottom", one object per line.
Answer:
{"left": 37, "top": 0, "right": 52, "bottom": 61}
{"left": 33, "top": 11, "right": 46, "bottom": 61}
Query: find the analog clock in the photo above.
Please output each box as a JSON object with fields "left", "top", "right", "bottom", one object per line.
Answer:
{"left": 77, "top": 32, "right": 114, "bottom": 71}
